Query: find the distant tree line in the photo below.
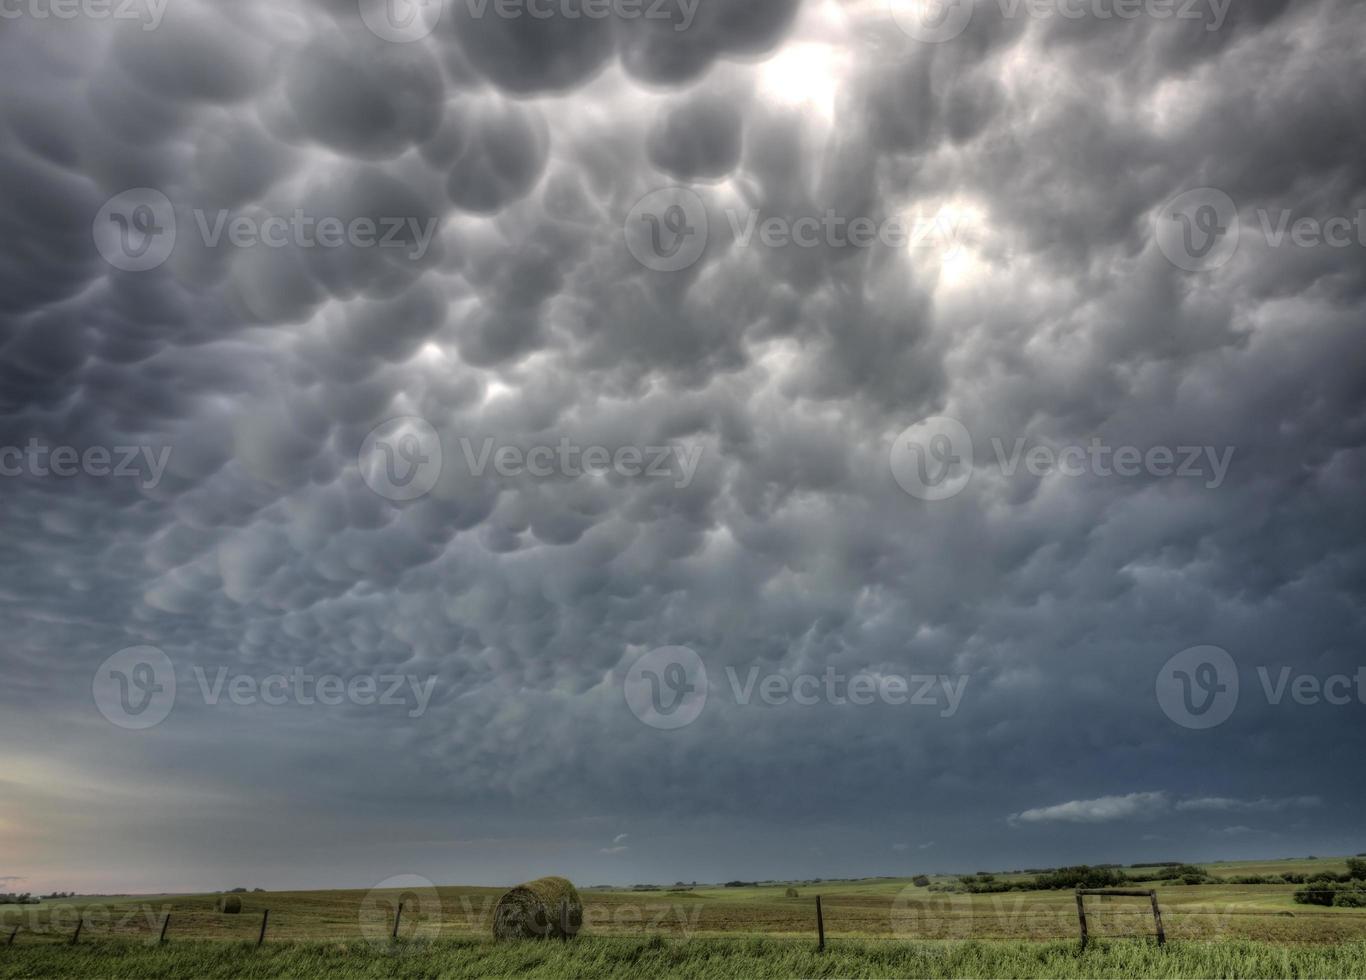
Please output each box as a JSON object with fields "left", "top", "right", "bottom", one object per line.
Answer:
{"left": 1294, "top": 858, "right": 1366, "bottom": 907}
{"left": 933, "top": 866, "right": 1132, "bottom": 893}
{"left": 920, "top": 857, "right": 1366, "bottom": 896}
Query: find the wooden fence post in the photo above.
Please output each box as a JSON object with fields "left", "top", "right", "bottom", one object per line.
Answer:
{"left": 1074, "top": 890, "right": 1088, "bottom": 951}
{"left": 70, "top": 918, "right": 83, "bottom": 946}
{"left": 392, "top": 902, "right": 403, "bottom": 940}
{"left": 159, "top": 913, "right": 171, "bottom": 945}
{"left": 7, "top": 926, "right": 18, "bottom": 946}
{"left": 1149, "top": 890, "right": 1166, "bottom": 947}
{"left": 815, "top": 895, "right": 825, "bottom": 952}
{"left": 257, "top": 910, "right": 269, "bottom": 948}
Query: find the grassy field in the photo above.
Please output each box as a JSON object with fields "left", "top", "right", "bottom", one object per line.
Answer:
{"left": 3, "top": 857, "right": 1364, "bottom": 977}
{"left": 2, "top": 938, "right": 1366, "bottom": 979}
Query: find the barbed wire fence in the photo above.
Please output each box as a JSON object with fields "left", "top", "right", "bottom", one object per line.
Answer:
{"left": 3, "top": 888, "right": 1366, "bottom": 950}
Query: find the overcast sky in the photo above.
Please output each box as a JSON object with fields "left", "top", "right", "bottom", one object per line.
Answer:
{"left": 2, "top": 0, "right": 1364, "bottom": 896}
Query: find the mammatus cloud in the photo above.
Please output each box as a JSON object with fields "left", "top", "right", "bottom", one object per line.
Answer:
{"left": 1, "top": 0, "right": 1364, "bottom": 893}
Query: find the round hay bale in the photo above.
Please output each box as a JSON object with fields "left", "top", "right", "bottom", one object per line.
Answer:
{"left": 217, "top": 895, "right": 242, "bottom": 914}
{"left": 492, "top": 877, "right": 582, "bottom": 940}
{"left": 785, "top": 887, "right": 799, "bottom": 898}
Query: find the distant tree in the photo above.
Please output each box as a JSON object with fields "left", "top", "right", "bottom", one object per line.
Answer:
{"left": 1295, "top": 885, "right": 1335, "bottom": 907}
{"left": 1346, "top": 858, "right": 1366, "bottom": 880}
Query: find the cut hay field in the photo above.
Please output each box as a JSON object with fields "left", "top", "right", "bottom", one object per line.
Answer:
{"left": 3, "top": 857, "right": 1365, "bottom": 977}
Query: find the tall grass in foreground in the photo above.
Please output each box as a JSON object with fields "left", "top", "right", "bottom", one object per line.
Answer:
{"left": 3, "top": 937, "right": 1366, "bottom": 979}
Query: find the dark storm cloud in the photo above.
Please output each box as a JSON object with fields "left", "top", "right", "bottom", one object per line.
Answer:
{"left": 647, "top": 93, "right": 744, "bottom": 180}
{"left": 1, "top": 0, "right": 1364, "bottom": 892}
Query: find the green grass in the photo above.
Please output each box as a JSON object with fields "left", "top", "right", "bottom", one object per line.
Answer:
{"left": 2, "top": 937, "right": 1365, "bottom": 979}
{"left": 5, "top": 858, "right": 1365, "bottom": 977}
